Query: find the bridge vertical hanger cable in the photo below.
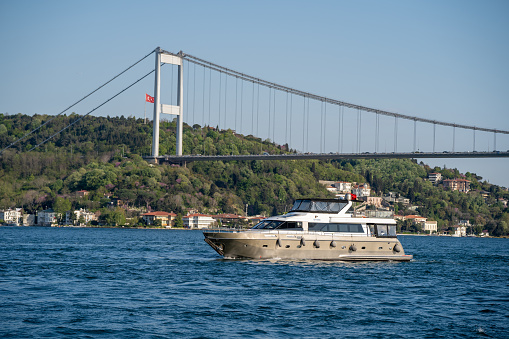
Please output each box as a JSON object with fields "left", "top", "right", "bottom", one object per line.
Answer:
{"left": 268, "top": 87, "right": 272, "bottom": 141}
{"left": 302, "top": 96, "right": 306, "bottom": 152}
{"left": 324, "top": 101, "right": 327, "bottom": 153}
{"left": 290, "top": 93, "right": 293, "bottom": 148}
{"left": 359, "top": 109, "right": 362, "bottom": 153}
{"left": 394, "top": 117, "right": 398, "bottom": 153}
{"left": 235, "top": 77, "right": 238, "bottom": 132}
{"left": 341, "top": 106, "right": 344, "bottom": 153}
{"left": 413, "top": 119, "right": 417, "bottom": 153}
{"left": 208, "top": 68, "right": 212, "bottom": 126}
{"left": 356, "top": 109, "right": 360, "bottom": 154}
{"left": 494, "top": 132, "right": 496, "bottom": 151}
{"left": 202, "top": 65, "right": 206, "bottom": 127}
{"left": 453, "top": 125, "right": 456, "bottom": 152}
{"left": 320, "top": 101, "right": 323, "bottom": 153}
{"left": 273, "top": 88, "right": 276, "bottom": 143}
{"left": 225, "top": 73, "right": 228, "bottom": 130}
{"left": 1, "top": 49, "right": 156, "bottom": 155}
{"left": 306, "top": 97, "right": 310, "bottom": 152}
{"left": 251, "top": 81, "right": 255, "bottom": 136}
{"left": 285, "top": 91, "right": 289, "bottom": 146}
{"left": 256, "top": 83, "right": 260, "bottom": 137}
{"left": 473, "top": 128, "right": 476, "bottom": 151}
{"left": 240, "top": 79, "right": 244, "bottom": 134}
{"left": 338, "top": 105, "right": 342, "bottom": 152}
{"left": 218, "top": 71, "right": 222, "bottom": 128}
{"left": 433, "top": 123, "right": 436, "bottom": 153}
{"left": 193, "top": 62, "right": 196, "bottom": 126}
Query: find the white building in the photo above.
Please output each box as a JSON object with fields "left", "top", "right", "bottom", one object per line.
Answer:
{"left": 352, "top": 184, "right": 371, "bottom": 197}
{"left": 424, "top": 220, "right": 438, "bottom": 234}
{"left": 0, "top": 208, "right": 22, "bottom": 225}
{"left": 38, "top": 209, "right": 59, "bottom": 226}
{"left": 452, "top": 225, "right": 467, "bottom": 237}
{"left": 65, "top": 209, "right": 97, "bottom": 226}
{"left": 428, "top": 172, "right": 442, "bottom": 185}
{"left": 335, "top": 182, "right": 352, "bottom": 193}
{"left": 183, "top": 213, "right": 216, "bottom": 229}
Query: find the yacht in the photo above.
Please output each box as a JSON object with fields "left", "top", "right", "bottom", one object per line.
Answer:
{"left": 203, "top": 195, "right": 413, "bottom": 261}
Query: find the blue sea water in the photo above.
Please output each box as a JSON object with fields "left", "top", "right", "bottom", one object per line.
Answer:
{"left": 0, "top": 227, "right": 508, "bottom": 338}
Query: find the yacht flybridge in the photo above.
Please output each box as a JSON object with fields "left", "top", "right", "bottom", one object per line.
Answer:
{"left": 203, "top": 195, "right": 413, "bottom": 261}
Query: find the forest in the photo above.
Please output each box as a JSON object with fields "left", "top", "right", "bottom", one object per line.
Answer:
{"left": 1, "top": 112, "right": 508, "bottom": 236}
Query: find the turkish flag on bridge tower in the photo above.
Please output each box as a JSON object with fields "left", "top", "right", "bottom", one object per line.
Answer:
{"left": 145, "top": 94, "right": 154, "bottom": 103}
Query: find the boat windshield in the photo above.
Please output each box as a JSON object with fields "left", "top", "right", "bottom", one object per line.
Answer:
{"left": 290, "top": 199, "right": 347, "bottom": 213}
{"left": 252, "top": 220, "right": 284, "bottom": 229}
{"left": 251, "top": 220, "right": 303, "bottom": 230}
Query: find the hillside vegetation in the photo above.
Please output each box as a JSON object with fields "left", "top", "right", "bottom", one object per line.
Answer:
{"left": 1, "top": 113, "right": 508, "bottom": 235}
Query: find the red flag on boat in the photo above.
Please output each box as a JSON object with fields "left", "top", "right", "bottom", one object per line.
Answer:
{"left": 145, "top": 94, "right": 154, "bottom": 103}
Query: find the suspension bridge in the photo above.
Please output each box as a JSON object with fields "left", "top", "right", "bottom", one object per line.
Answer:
{"left": 3, "top": 47, "right": 509, "bottom": 161}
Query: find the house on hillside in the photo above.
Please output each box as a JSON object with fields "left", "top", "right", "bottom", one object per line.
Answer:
{"left": 443, "top": 179, "right": 470, "bottom": 193}
{"left": 352, "top": 184, "right": 371, "bottom": 197}
{"left": 404, "top": 215, "right": 427, "bottom": 226}
{"left": 428, "top": 172, "right": 442, "bottom": 185}
{"left": 75, "top": 190, "right": 90, "bottom": 198}
{"left": 359, "top": 196, "right": 382, "bottom": 208}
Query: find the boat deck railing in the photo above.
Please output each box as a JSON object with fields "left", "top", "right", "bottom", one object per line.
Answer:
{"left": 203, "top": 229, "right": 375, "bottom": 237}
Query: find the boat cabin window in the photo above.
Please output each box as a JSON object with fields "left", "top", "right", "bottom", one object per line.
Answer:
{"left": 308, "top": 223, "right": 364, "bottom": 233}
{"left": 252, "top": 220, "right": 302, "bottom": 230}
{"left": 290, "top": 199, "right": 347, "bottom": 213}
{"left": 276, "top": 221, "right": 303, "bottom": 230}
{"left": 374, "top": 224, "right": 397, "bottom": 238}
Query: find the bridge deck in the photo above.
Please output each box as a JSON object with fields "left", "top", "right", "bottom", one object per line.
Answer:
{"left": 143, "top": 151, "right": 509, "bottom": 164}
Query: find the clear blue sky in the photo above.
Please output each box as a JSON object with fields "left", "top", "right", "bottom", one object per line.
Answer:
{"left": 1, "top": 0, "right": 508, "bottom": 186}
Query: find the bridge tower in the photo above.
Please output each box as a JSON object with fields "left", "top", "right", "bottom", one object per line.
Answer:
{"left": 152, "top": 47, "right": 184, "bottom": 158}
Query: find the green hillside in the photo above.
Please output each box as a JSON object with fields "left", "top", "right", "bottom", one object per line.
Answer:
{"left": 1, "top": 113, "right": 508, "bottom": 235}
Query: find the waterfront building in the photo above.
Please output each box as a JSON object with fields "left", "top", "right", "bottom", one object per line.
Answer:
{"left": 0, "top": 208, "right": 22, "bottom": 225}
{"left": 183, "top": 213, "right": 216, "bottom": 229}
{"left": 424, "top": 220, "right": 438, "bottom": 234}
{"left": 38, "top": 209, "right": 58, "bottom": 226}
{"left": 141, "top": 211, "right": 177, "bottom": 227}
{"left": 452, "top": 225, "right": 467, "bottom": 237}
{"left": 65, "top": 209, "right": 98, "bottom": 226}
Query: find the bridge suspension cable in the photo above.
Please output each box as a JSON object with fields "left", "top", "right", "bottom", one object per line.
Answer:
{"left": 1, "top": 49, "right": 156, "bottom": 155}
{"left": 28, "top": 68, "right": 156, "bottom": 152}
{"left": 172, "top": 50, "right": 508, "bottom": 135}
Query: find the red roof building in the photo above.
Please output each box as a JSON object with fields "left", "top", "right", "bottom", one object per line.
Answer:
{"left": 141, "top": 211, "right": 177, "bottom": 227}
